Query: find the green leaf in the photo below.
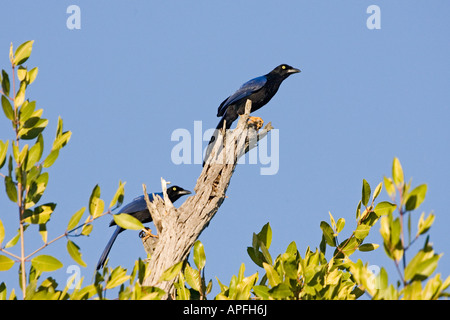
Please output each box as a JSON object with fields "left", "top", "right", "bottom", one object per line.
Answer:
{"left": 18, "top": 144, "right": 29, "bottom": 166}
{"left": 17, "top": 66, "right": 27, "bottom": 81}
{"left": 405, "top": 184, "right": 427, "bottom": 211}
{"left": 14, "top": 81, "right": 26, "bottom": 108}
{"left": 237, "top": 262, "right": 245, "bottom": 282}
{"left": 336, "top": 218, "right": 345, "bottom": 234}
{"left": 355, "top": 200, "right": 362, "bottom": 221}
{"left": 52, "top": 130, "right": 72, "bottom": 150}
{"left": 1, "top": 70, "right": 10, "bottom": 96}
{"left": 89, "top": 185, "right": 104, "bottom": 218}
{"left": 4, "top": 176, "right": 17, "bottom": 203}
{"left": 374, "top": 201, "right": 396, "bottom": 216}
{"left": 0, "top": 140, "right": 8, "bottom": 169}
{"left": 405, "top": 251, "right": 441, "bottom": 282}
{"left": 106, "top": 266, "right": 130, "bottom": 289}
{"left": 13, "top": 40, "right": 34, "bottom": 66}
{"left": 390, "top": 216, "right": 402, "bottom": 245}
{"left": 362, "top": 179, "right": 371, "bottom": 206}
{"left": 67, "top": 240, "right": 87, "bottom": 267}
{"left": 23, "top": 203, "right": 56, "bottom": 224}
{"left": 354, "top": 224, "right": 371, "bottom": 240}
{"left": 27, "top": 67, "right": 38, "bottom": 85}
{"left": 0, "top": 218, "right": 4, "bottom": 245}
{"left": 235, "top": 272, "right": 258, "bottom": 300}
{"left": 80, "top": 223, "right": 93, "bottom": 236}
{"left": 253, "top": 285, "right": 270, "bottom": 299}
{"left": 378, "top": 267, "right": 389, "bottom": 292}
{"left": 259, "top": 241, "right": 273, "bottom": 265}
{"left": 67, "top": 207, "right": 86, "bottom": 231}
{"left": 328, "top": 211, "right": 336, "bottom": 230}
{"left": 1, "top": 95, "right": 14, "bottom": 121}
{"left": 384, "top": 176, "right": 396, "bottom": 198}
{"left": 0, "top": 255, "right": 15, "bottom": 271}
{"left": 280, "top": 253, "right": 298, "bottom": 280}
{"left": 9, "top": 43, "right": 14, "bottom": 64}
{"left": 193, "top": 240, "right": 206, "bottom": 270}
{"left": 372, "top": 182, "right": 383, "bottom": 202}
{"left": 159, "top": 261, "right": 183, "bottom": 281}
{"left": 4, "top": 232, "right": 20, "bottom": 249}
{"left": 268, "top": 283, "right": 293, "bottom": 299}
{"left": 42, "top": 149, "right": 59, "bottom": 168}
{"left": 26, "top": 134, "right": 44, "bottom": 171}
{"left": 174, "top": 273, "right": 189, "bottom": 300}
{"left": 39, "top": 223, "right": 47, "bottom": 244}
{"left": 109, "top": 181, "right": 126, "bottom": 209}
{"left": 113, "top": 213, "right": 144, "bottom": 231}
{"left": 25, "top": 172, "right": 48, "bottom": 209}
{"left": 263, "top": 262, "right": 281, "bottom": 287}
{"left": 257, "top": 223, "right": 272, "bottom": 249}
{"left": 417, "top": 212, "right": 435, "bottom": 236}
{"left": 184, "top": 264, "right": 201, "bottom": 292}
{"left": 335, "top": 237, "right": 360, "bottom": 258}
{"left": 56, "top": 116, "right": 64, "bottom": 136}
{"left": 19, "top": 118, "right": 48, "bottom": 140}
{"left": 19, "top": 100, "right": 36, "bottom": 123}
{"left": 392, "top": 157, "right": 404, "bottom": 186}
{"left": 247, "top": 247, "right": 264, "bottom": 268}
{"left": 320, "top": 221, "right": 336, "bottom": 246}
{"left": 285, "top": 241, "right": 298, "bottom": 256}
{"left": 31, "top": 255, "right": 63, "bottom": 272}
{"left": 216, "top": 276, "right": 228, "bottom": 293}
{"left": 358, "top": 243, "right": 379, "bottom": 252}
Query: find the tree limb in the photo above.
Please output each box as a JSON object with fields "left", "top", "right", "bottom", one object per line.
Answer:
{"left": 141, "top": 100, "right": 272, "bottom": 298}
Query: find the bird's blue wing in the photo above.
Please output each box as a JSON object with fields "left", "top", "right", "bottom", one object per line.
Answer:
{"left": 217, "top": 75, "right": 267, "bottom": 117}
{"left": 117, "top": 193, "right": 161, "bottom": 214}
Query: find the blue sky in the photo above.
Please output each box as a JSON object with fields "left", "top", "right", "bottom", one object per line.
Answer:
{"left": 1, "top": 1, "right": 449, "bottom": 298}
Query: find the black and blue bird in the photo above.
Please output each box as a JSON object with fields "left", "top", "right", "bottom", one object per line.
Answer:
{"left": 204, "top": 64, "right": 300, "bottom": 165}
{"left": 96, "top": 185, "right": 191, "bottom": 270}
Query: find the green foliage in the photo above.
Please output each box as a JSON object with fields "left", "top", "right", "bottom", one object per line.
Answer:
{"left": 350, "top": 158, "right": 449, "bottom": 299}
{"left": 0, "top": 41, "right": 126, "bottom": 299}
{"left": 170, "top": 240, "right": 213, "bottom": 300}
{"left": 168, "top": 168, "right": 448, "bottom": 300}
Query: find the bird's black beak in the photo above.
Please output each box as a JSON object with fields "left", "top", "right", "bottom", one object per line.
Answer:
{"left": 178, "top": 189, "right": 192, "bottom": 196}
{"left": 287, "top": 67, "right": 301, "bottom": 74}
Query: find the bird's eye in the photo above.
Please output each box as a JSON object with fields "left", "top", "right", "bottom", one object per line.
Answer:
{"left": 172, "top": 187, "right": 177, "bottom": 191}
{"left": 282, "top": 65, "right": 286, "bottom": 69}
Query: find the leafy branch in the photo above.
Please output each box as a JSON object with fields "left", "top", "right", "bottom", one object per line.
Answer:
{"left": 0, "top": 40, "right": 126, "bottom": 299}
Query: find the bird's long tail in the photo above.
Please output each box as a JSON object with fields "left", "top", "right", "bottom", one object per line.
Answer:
{"left": 203, "top": 116, "right": 231, "bottom": 166}
{"left": 96, "top": 226, "right": 123, "bottom": 270}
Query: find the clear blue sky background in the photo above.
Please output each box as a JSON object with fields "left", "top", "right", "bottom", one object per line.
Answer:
{"left": 1, "top": 1, "right": 449, "bottom": 298}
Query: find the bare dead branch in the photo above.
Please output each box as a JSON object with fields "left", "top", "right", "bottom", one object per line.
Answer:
{"left": 141, "top": 100, "right": 273, "bottom": 298}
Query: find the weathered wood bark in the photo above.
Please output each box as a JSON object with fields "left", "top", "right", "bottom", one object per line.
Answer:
{"left": 141, "top": 100, "right": 273, "bottom": 298}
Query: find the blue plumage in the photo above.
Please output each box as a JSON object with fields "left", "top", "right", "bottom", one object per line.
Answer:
{"left": 115, "top": 193, "right": 158, "bottom": 216}
{"left": 204, "top": 64, "right": 300, "bottom": 166}
{"left": 217, "top": 75, "right": 267, "bottom": 117}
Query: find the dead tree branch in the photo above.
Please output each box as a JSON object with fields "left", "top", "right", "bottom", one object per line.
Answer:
{"left": 141, "top": 100, "right": 272, "bottom": 298}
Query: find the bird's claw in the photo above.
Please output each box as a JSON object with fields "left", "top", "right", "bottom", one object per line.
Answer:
{"left": 139, "top": 227, "right": 159, "bottom": 241}
{"left": 247, "top": 116, "right": 264, "bottom": 130}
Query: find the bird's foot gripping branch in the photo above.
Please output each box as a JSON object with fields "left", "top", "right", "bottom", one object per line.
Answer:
{"left": 203, "top": 100, "right": 273, "bottom": 167}
{"left": 140, "top": 100, "right": 273, "bottom": 297}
